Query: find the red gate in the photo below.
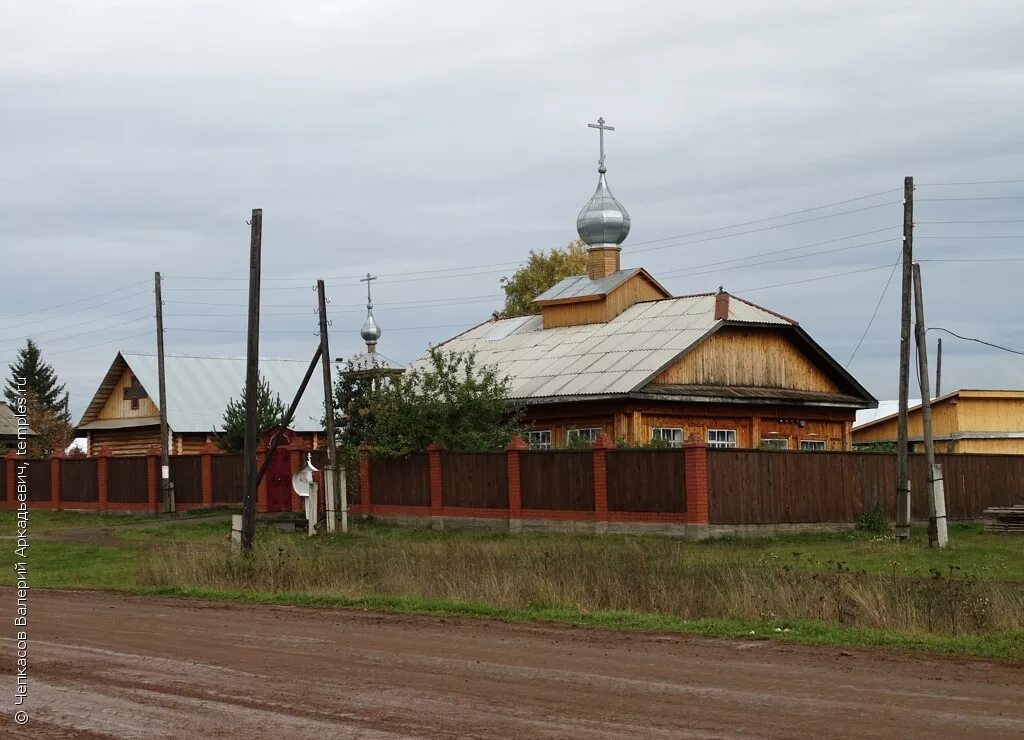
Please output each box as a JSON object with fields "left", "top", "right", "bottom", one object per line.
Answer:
{"left": 264, "top": 428, "right": 295, "bottom": 512}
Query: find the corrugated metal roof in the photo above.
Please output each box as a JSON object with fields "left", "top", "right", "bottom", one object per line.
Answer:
{"left": 79, "top": 354, "right": 346, "bottom": 433}
{"left": 346, "top": 351, "right": 404, "bottom": 373}
{"left": 420, "top": 294, "right": 792, "bottom": 401}
{"left": 534, "top": 268, "right": 641, "bottom": 303}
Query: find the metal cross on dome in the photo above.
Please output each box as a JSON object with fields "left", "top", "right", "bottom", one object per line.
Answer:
{"left": 587, "top": 116, "right": 615, "bottom": 171}
{"left": 360, "top": 272, "right": 377, "bottom": 309}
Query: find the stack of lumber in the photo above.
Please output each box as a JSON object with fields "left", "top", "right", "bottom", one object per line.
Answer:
{"left": 981, "top": 506, "right": 1024, "bottom": 534}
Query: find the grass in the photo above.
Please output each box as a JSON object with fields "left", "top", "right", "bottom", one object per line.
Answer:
{"left": 2, "top": 513, "right": 1022, "bottom": 661}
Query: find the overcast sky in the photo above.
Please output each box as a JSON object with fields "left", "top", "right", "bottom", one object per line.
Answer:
{"left": 2, "top": 1, "right": 1022, "bottom": 419}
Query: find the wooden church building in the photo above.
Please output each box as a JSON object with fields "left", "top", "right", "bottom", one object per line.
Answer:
{"left": 425, "top": 118, "right": 877, "bottom": 450}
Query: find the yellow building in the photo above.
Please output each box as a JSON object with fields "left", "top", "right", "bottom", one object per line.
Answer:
{"left": 852, "top": 389, "right": 1024, "bottom": 454}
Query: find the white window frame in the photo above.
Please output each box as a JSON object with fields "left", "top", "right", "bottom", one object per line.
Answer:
{"left": 761, "top": 438, "right": 788, "bottom": 450}
{"left": 651, "top": 427, "right": 684, "bottom": 448}
{"left": 525, "top": 430, "right": 552, "bottom": 450}
{"left": 707, "top": 429, "right": 738, "bottom": 449}
{"left": 566, "top": 427, "right": 601, "bottom": 445}
{"left": 800, "top": 439, "right": 827, "bottom": 451}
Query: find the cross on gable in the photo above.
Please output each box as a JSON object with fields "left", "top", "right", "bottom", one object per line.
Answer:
{"left": 123, "top": 375, "right": 148, "bottom": 410}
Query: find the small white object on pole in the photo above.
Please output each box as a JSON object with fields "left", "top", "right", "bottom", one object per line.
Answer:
{"left": 292, "top": 454, "right": 320, "bottom": 537}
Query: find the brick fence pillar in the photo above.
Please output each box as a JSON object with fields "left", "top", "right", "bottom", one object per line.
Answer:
{"left": 256, "top": 441, "right": 268, "bottom": 514}
{"left": 358, "top": 440, "right": 372, "bottom": 515}
{"left": 97, "top": 446, "right": 111, "bottom": 512}
{"left": 592, "top": 434, "right": 611, "bottom": 534}
{"left": 683, "top": 434, "right": 709, "bottom": 533}
{"left": 288, "top": 440, "right": 307, "bottom": 514}
{"left": 200, "top": 441, "right": 215, "bottom": 508}
{"left": 146, "top": 445, "right": 160, "bottom": 514}
{"left": 5, "top": 450, "right": 17, "bottom": 508}
{"left": 50, "top": 450, "right": 63, "bottom": 510}
{"left": 427, "top": 442, "right": 445, "bottom": 526}
{"left": 506, "top": 436, "right": 526, "bottom": 533}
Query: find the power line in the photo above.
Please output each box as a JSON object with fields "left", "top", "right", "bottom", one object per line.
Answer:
{"left": 928, "top": 327, "right": 1024, "bottom": 356}
{"left": 624, "top": 187, "right": 900, "bottom": 248}
{"left": 917, "top": 220, "right": 1024, "bottom": 224}
{"left": 0, "top": 305, "right": 153, "bottom": 346}
{"left": 846, "top": 250, "right": 902, "bottom": 367}
{"left": 0, "top": 280, "right": 149, "bottom": 322}
{"left": 159, "top": 187, "right": 902, "bottom": 283}
{"left": 917, "top": 196, "right": 1024, "bottom": 202}
{"left": 628, "top": 202, "right": 900, "bottom": 256}
{"left": 660, "top": 238, "right": 894, "bottom": 280}
{"left": 48, "top": 330, "right": 154, "bottom": 356}
{"left": 0, "top": 314, "right": 154, "bottom": 353}
{"left": 728, "top": 263, "right": 896, "bottom": 294}
{"left": 919, "top": 258, "right": 1024, "bottom": 264}
{"left": 918, "top": 179, "right": 1024, "bottom": 186}
{"left": 166, "top": 322, "right": 471, "bottom": 335}
{"left": 654, "top": 227, "right": 896, "bottom": 277}
{"left": 0, "top": 289, "right": 152, "bottom": 333}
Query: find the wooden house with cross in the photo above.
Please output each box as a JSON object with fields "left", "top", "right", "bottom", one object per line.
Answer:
{"left": 421, "top": 117, "right": 877, "bottom": 449}
{"left": 76, "top": 352, "right": 336, "bottom": 456}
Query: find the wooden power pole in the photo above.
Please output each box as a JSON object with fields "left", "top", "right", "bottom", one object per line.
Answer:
{"left": 935, "top": 337, "right": 942, "bottom": 398}
{"left": 154, "top": 271, "right": 173, "bottom": 513}
{"left": 316, "top": 279, "right": 341, "bottom": 533}
{"left": 241, "top": 209, "right": 262, "bottom": 554}
{"left": 895, "top": 177, "right": 913, "bottom": 540}
{"left": 913, "top": 263, "right": 948, "bottom": 548}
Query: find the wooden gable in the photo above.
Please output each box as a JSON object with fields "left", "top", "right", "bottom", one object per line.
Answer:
{"left": 541, "top": 271, "right": 669, "bottom": 329}
{"left": 98, "top": 368, "right": 160, "bottom": 421}
{"left": 651, "top": 326, "right": 841, "bottom": 393}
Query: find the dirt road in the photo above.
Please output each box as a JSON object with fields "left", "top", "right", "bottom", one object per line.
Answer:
{"left": 2, "top": 590, "right": 1022, "bottom": 739}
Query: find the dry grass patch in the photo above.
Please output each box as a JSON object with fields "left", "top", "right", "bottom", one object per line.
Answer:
{"left": 137, "top": 527, "right": 1024, "bottom": 638}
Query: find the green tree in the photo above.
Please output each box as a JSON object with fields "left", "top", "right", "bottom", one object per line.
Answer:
{"left": 363, "top": 349, "right": 523, "bottom": 456}
{"left": 495, "top": 239, "right": 587, "bottom": 319}
{"left": 4, "top": 339, "right": 69, "bottom": 422}
{"left": 331, "top": 358, "right": 384, "bottom": 448}
{"left": 215, "top": 375, "right": 286, "bottom": 453}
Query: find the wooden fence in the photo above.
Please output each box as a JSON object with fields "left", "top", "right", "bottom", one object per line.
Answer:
{"left": 0, "top": 442, "right": 316, "bottom": 513}
{"left": 4, "top": 441, "right": 1023, "bottom": 529}
{"left": 706, "top": 449, "right": 1024, "bottom": 525}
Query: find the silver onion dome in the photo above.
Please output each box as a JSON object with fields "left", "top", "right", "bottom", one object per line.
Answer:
{"left": 360, "top": 313, "right": 381, "bottom": 343}
{"left": 576, "top": 170, "right": 631, "bottom": 246}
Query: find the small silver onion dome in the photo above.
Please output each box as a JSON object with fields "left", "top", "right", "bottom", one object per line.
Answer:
{"left": 576, "top": 170, "right": 631, "bottom": 246}
{"left": 360, "top": 313, "right": 381, "bottom": 343}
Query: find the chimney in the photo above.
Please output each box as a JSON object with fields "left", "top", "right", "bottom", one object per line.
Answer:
{"left": 714, "top": 287, "right": 730, "bottom": 321}
{"left": 587, "top": 246, "right": 621, "bottom": 280}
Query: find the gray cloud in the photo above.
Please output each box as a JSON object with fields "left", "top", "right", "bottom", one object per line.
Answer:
{"left": 2, "top": 1, "right": 1022, "bottom": 417}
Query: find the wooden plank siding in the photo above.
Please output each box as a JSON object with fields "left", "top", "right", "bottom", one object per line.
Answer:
{"left": 520, "top": 451, "right": 594, "bottom": 510}
{"left": 441, "top": 452, "right": 508, "bottom": 509}
{"left": 370, "top": 454, "right": 431, "bottom": 507}
{"left": 107, "top": 457, "right": 149, "bottom": 503}
{"left": 97, "top": 368, "right": 161, "bottom": 420}
{"left": 60, "top": 459, "right": 98, "bottom": 503}
{"left": 653, "top": 327, "right": 841, "bottom": 393}
{"left": 606, "top": 450, "right": 686, "bottom": 512}
{"left": 540, "top": 273, "right": 666, "bottom": 329}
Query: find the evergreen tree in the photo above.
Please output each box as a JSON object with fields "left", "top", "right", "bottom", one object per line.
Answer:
{"left": 215, "top": 375, "right": 286, "bottom": 453}
{"left": 4, "top": 339, "right": 69, "bottom": 422}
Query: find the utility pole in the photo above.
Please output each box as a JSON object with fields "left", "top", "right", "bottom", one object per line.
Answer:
{"left": 241, "top": 209, "right": 262, "bottom": 554}
{"left": 154, "top": 271, "right": 173, "bottom": 513}
{"left": 316, "top": 279, "right": 341, "bottom": 533}
{"left": 913, "top": 263, "right": 948, "bottom": 548}
{"left": 935, "top": 337, "right": 942, "bottom": 398}
{"left": 895, "top": 176, "right": 913, "bottom": 540}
